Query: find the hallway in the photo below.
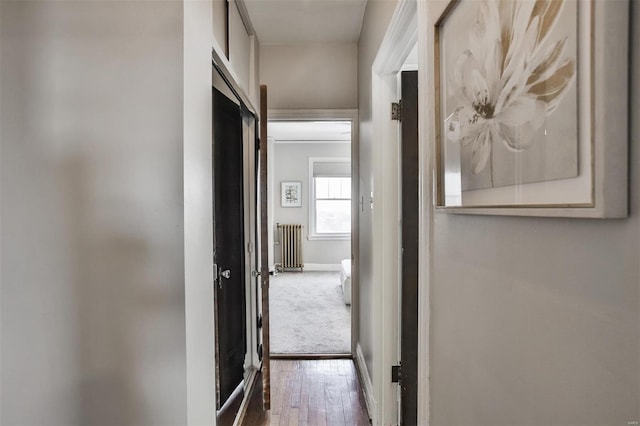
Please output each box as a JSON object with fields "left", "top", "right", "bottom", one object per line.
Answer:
{"left": 1, "top": 0, "right": 638, "bottom": 425}
{"left": 241, "top": 360, "right": 370, "bottom": 426}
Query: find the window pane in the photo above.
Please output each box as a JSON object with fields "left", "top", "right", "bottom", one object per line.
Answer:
{"left": 316, "top": 177, "right": 351, "bottom": 199}
{"left": 315, "top": 178, "right": 329, "bottom": 199}
{"left": 340, "top": 178, "right": 351, "bottom": 198}
{"left": 328, "top": 178, "right": 342, "bottom": 198}
{"left": 316, "top": 200, "right": 351, "bottom": 234}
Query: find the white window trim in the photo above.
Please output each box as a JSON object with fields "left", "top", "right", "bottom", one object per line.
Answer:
{"left": 308, "top": 156, "right": 351, "bottom": 240}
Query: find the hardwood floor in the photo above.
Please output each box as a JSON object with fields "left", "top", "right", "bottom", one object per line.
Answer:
{"left": 242, "top": 359, "right": 370, "bottom": 426}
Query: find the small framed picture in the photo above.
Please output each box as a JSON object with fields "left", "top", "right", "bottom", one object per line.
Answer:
{"left": 281, "top": 181, "right": 302, "bottom": 207}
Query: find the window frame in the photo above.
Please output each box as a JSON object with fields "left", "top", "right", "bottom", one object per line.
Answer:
{"left": 308, "top": 157, "right": 352, "bottom": 240}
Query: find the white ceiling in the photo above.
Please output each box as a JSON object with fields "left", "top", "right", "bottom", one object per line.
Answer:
{"left": 242, "top": 0, "right": 368, "bottom": 44}
{"left": 268, "top": 121, "right": 352, "bottom": 143}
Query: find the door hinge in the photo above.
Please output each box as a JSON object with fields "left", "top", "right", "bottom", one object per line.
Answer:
{"left": 391, "top": 101, "right": 402, "bottom": 121}
{"left": 247, "top": 242, "right": 253, "bottom": 254}
{"left": 258, "top": 343, "right": 263, "bottom": 361}
{"left": 213, "top": 263, "right": 219, "bottom": 283}
{"left": 391, "top": 364, "right": 402, "bottom": 384}
{"left": 257, "top": 314, "right": 263, "bottom": 329}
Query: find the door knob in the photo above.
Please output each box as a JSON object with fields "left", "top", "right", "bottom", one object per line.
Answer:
{"left": 220, "top": 269, "right": 231, "bottom": 279}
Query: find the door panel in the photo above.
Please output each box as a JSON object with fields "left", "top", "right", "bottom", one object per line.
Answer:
{"left": 259, "top": 85, "right": 271, "bottom": 410}
{"left": 213, "top": 86, "right": 247, "bottom": 410}
{"left": 242, "top": 108, "right": 259, "bottom": 372}
{"left": 400, "top": 70, "right": 419, "bottom": 425}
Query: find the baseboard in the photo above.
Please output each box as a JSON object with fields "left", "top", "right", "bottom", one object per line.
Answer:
{"left": 232, "top": 367, "right": 258, "bottom": 426}
{"left": 304, "top": 263, "right": 341, "bottom": 272}
{"left": 270, "top": 353, "right": 352, "bottom": 360}
{"left": 355, "top": 343, "right": 376, "bottom": 421}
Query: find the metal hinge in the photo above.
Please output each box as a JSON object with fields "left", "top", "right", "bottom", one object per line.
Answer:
{"left": 257, "top": 314, "right": 263, "bottom": 329}
{"left": 258, "top": 343, "right": 263, "bottom": 361}
{"left": 247, "top": 242, "right": 253, "bottom": 254}
{"left": 391, "top": 101, "right": 402, "bottom": 121}
{"left": 391, "top": 364, "right": 402, "bottom": 384}
{"left": 213, "top": 263, "right": 219, "bottom": 283}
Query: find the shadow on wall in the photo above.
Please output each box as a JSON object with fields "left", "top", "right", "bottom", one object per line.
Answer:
{"left": 63, "top": 156, "right": 139, "bottom": 424}
{"left": 64, "top": 155, "right": 185, "bottom": 425}
{"left": 0, "top": 2, "right": 187, "bottom": 422}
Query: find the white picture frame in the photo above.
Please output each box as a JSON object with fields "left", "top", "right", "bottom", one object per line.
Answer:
{"left": 430, "top": 0, "right": 629, "bottom": 218}
{"left": 281, "top": 181, "right": 302, "bottom": 207}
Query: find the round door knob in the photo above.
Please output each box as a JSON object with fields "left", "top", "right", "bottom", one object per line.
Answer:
{"left": 220, "top": 269, "right": 231, "bottom": 279}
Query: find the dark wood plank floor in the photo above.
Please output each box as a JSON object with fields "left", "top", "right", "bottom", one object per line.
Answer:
{"left": 242, "top": 359, "right": 370, "bottom": 426}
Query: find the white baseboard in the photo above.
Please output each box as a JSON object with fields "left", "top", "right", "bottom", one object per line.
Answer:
{"left": 355, "top": 343, "right": 376, "bottom": 421}
{"left": 304, "top": 263, "right": 341, "bottom": 272}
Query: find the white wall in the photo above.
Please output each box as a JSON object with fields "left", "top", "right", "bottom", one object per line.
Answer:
{"left": 212, "top": 0, "right": 226, "bottom": 58}
{"left": 425, "top": 2, "right": 640, "bottom": 425}
{"left": 212, "top": 0, "right": 260, "bottom": 112}
{"left": 228, "top": 2, "right": 251, "bottom": 91}
{"left": 184, "top": 0, "right": 217, "bottom": 424}
{"left": 260, "top": 44, "right": 358, "bottom": 110}
{"left": 0, "top": 1, "right": 187, "bottom": 424}
{"left": 356, "top": 0, "right": 399, "bottom": 380}
{"left": 273, "top": 143, "right": 351, "bottom": 266}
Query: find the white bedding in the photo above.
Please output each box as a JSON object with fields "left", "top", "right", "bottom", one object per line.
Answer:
{"left": 340, "top": 259, "right": 351, "bottom": 305}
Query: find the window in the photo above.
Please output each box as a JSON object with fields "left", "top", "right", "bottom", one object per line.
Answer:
{"left": 309, "top": 158, "right": 351, "bottom": 239}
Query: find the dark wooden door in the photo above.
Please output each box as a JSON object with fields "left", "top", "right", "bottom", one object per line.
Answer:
{"left": 213, "top": 86, "right": 247, "bottom": 410}
{"left": 400, "top": 70, "right": 419, "bottom": 425}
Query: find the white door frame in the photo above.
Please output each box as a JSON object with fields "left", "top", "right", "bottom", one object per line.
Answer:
{"left": 417, "top": 1, "right": 433, "bottom": 423}
{"left": 369, "top": 0, "right": 431, "bottom": 425}
{"left": 266, "top": 108, "right": 360, "bottom": 355}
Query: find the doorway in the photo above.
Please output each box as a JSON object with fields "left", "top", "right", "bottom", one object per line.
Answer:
{"left": 212, "top": 65, "right": 263, "bottom": 425}
{"left": 212, "top": 85, "right": 248, "bottom": 409}
{"left": 266, "top": 119, "right": 355, "bottom": 357}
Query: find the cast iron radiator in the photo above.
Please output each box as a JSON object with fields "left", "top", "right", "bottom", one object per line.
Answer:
{"left": 277, "top": 223, "right": 304, "bottom": 272}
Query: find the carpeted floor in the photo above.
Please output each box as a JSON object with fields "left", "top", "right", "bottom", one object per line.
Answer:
{"left": 269, "top": 271, "right": 351, "bottom": 354}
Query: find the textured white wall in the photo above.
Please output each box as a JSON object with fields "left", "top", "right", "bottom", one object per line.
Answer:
{"left": 260, "top": 43, "right": 358, "bottom": 110}
{"left": 273, "top": 143, "right": 351, "bottom": 265}
{"left": 356, "top": 0, "right": 400, "bottom": 381}
{"left": 0, "top": 1, "right": 187, "bottom": 424}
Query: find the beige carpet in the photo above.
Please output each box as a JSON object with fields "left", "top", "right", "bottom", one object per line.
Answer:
{"left": 269, "top": 271, "right": 351, "bottom": 354}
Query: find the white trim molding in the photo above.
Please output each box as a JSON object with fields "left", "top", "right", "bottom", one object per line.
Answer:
{"left": 268, "top": 109, "right": 359, "bottom": 122}
{"left": 307, "top": 235, "right": 350, "bottom": 241}
{"left": 417, "top": 0, "right": 432, "bottom": 424}
{"left": 184, "top": 1, "right": 217, "bottom": 424}
{"left": 233, "top": 368, "right": 259, "bottom": 426}
{"left": 211, "top": 40, "right": 258, "bottom": 117}
{"left": 355, "top": 343, "right": 376, "bottom": 421}
{"left": 370, "top": 0, "right": 422, "bottom": 425}
{"left": 303, "top": 263, "right": 342, "bottom": 272}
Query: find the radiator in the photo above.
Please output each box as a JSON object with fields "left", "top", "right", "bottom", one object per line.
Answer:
{"left": 277, "top": 223, "right": 304, "bottom": 272}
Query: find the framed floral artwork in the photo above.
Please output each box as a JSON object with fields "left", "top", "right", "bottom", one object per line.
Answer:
{"left": 281, "top": 181, "right": 302, "bottom": 207}
{"left": 432, "top": 0, "right": 629, "bottom": 218}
